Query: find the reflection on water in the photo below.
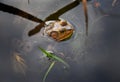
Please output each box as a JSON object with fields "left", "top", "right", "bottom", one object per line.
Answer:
{"left": 1, "top": 0, "right": 120, "bottom": 82}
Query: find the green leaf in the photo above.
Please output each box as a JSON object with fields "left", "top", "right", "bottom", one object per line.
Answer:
{"left": 39, "top": 47, "right": 53, "bottom": 58}
{"left": 43, "top": 61, "right": 55, "bottom": 82}
{"left": 38, "top": 47, "right": 69, "bottom": 67}
{"left": 50, "top": 53, "right": 69, "bottom": 67}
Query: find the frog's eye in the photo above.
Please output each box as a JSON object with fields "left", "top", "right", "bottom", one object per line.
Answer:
{"left": 49, "top": 31, "right": 58, "bottom": 40}
{"left": 60, "top": 21, "right": 67, "bottom": 26}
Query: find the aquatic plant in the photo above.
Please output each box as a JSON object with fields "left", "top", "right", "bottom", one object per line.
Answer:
{"left": 39, "top": 47, "right": 69, "bottom": 82}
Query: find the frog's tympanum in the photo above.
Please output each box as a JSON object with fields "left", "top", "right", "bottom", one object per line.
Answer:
{"left": 44, "top": 19, "right": 74, "bottom": 41}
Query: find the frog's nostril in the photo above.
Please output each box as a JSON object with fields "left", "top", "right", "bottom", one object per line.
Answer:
{"left": 50, "top": 31, "right": 58, "bottom": 39}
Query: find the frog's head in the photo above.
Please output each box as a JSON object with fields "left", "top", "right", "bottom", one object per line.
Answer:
{"left": 44, "top": 19, "right": 74, "bottom": 41}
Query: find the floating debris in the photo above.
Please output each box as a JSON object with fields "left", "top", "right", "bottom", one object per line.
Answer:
{"left": 27, "top": 0, "right": 31, "bottom": 4}
{"left": 82, "top": 0, "right": 88, "bottom": 35}
{"left": 13, "top": 52, "right": 27, "bottom": 75}
{"left": 112, "top": 0, "right": 117, "bottom": 7}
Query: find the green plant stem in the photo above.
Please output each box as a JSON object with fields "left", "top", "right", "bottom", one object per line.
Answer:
{"left": 43, "top": 61, "right": 56, "bottom": 82}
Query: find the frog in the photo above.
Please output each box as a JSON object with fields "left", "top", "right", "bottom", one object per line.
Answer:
{"left": 43, "top": 19, "right": 74, "bottom": 41}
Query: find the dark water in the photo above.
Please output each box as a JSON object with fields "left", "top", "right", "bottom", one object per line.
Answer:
{"left": 0, "top": 0, "right": 120, "bottom": 82}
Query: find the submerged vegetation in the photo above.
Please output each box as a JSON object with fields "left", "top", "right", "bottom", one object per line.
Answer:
{"left": 39, "top": 47, "right": 69, "bottom": 82}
